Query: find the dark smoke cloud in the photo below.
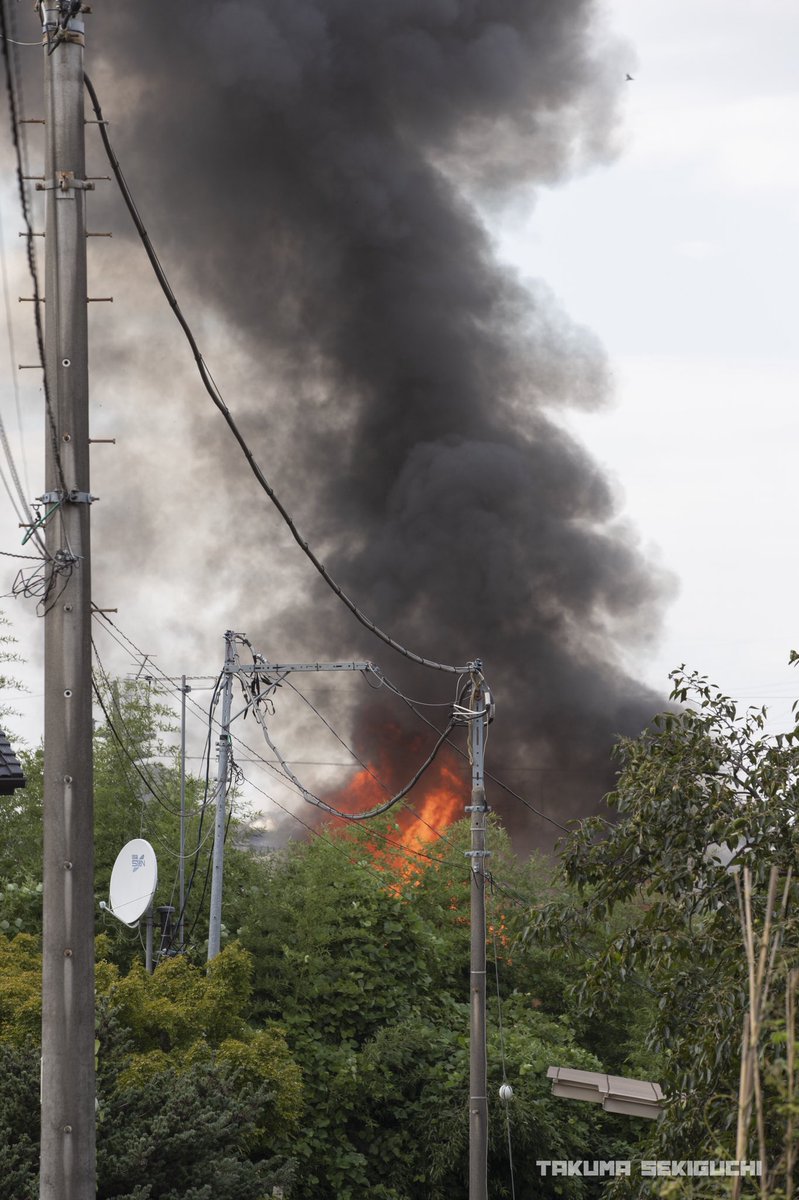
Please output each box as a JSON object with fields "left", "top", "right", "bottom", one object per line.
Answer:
{"left": 67, "top": 1, "right": 669, "bottom": 846}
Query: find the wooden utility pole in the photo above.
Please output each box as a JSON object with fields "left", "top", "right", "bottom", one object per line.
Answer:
{"left": 39, "top": 2, "right": 96, "bottom": 1196}
{"left": 467, "top": 666, "right": 490, "bottom": 1200}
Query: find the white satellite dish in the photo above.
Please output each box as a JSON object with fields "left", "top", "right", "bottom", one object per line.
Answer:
{"left": 102, "top": 838, "right": 158, "bottom": 927}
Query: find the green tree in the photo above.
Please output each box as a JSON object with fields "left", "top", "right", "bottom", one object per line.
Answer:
{"left": 239, "top": 814, "right": 633, "bottom": 1199}
{"left": 0, "top": 937, "right": 303, "bottom": 1198}
{"left": 0, "top": 1040, "right": 38, "bottom": 1200}
{"left": 2, "top": 676, "right": 263, "bottom": 958}
{"left": 532, "top": 668, "right": 799, "bottom": 1197}
{"left": 0, "top": 608, "right": 24, "bottom": 728}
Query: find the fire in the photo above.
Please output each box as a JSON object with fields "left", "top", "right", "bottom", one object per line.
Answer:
{"left": 397, "top": 761, "right": 463, "bottom": 854}
{"left": 319, "top": 724, "right": 466, "bottom": 875}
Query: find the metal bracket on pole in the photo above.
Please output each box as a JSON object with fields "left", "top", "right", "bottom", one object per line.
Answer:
{"left": 36, "top": 172, "right": 95, "bottom": 198}
{"left": 38, "top": 489, "right": 99, "bottom": 504}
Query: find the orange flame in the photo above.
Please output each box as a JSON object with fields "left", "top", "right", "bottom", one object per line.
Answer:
{"left": 320, "top": 727, "right": 466, "bottom": 875}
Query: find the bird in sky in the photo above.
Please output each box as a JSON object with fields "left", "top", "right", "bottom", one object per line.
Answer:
{"left": 626, "top": 73, "right": 635, "bottom": 81}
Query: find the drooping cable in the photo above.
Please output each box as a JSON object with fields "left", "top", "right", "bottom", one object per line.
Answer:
{"left": 82, "top": 72, "right": 470, "bottom": 678}
{"left": 250, "top": 685, "right": 457, "bottom": 822}
{"left": 368, "top": 665, "right": 570, "bottom": 834}
{"left": 0, "top": 450, "right": 27, "bottom": 526}
{"left": 90, "top": 611, "right": 459, "bottom": 869}
{"left": 169, "top": 672, "right": 223, "bottom": 945}
{"left": 0, "top": 33, "right": 41, "bottom": 47}
{"left": 282, "top": 673, "right": 459, "bottom": 852}
{"left": 241, "top": 772, "right": 389, "bottom": 890}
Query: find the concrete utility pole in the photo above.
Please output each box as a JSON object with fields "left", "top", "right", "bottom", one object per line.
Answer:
{"left": 179, "top": 674, "right": 189, "bottom": 949}
{"left": 467, "top": 668, "right": 491, "bottom": 1200}
{"left": 205, "top": 646, "right": 372, "bottom": 961}
{"left": 38, "top": 2, "right": 96, "bottom": 1198}
{"left": 207, "top": 630, "right": 236, "bottom": 962}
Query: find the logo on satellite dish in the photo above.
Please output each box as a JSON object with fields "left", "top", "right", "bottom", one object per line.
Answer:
{"left": 131, "top": 853, "right": 145, "bottom": 872}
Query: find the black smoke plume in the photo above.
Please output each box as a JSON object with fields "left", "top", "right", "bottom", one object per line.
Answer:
{"left": 51, "top": 2, "right": 669, "bottom": 845}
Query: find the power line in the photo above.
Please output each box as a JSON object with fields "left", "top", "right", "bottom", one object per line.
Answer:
{"left": 92, "top": 612, "right": 460, "bottom": 873}
{"left": 90, "top": 673, "right": 182, "bottom": 820}
{"left": 367, "top": 667, "right": 571, "bottom": 834}
{"left": 252, "top": 695, "right": 457, "bottom": 823}
{"left": 0, "top": 0, "right": 65, "bottom": 498}
{"left": 92, "top": 609, "right": 569, "bottom": 845}
{"left": 0, "top": 33, "right": 41, "bottom": 46}
{"left": 283, "top": 673, "right": 460, "bottom": 851}
{"left": 91, "top": 617, "right": 511, "bottom": 883}
{"left": 240, "top": 772, "right": 397, "bottom": 891}
{"left": 82, "top": 71, "right": 470, "bottom": 678}
{"left": 0, "top": 189, "right": 33, "bottom": 503}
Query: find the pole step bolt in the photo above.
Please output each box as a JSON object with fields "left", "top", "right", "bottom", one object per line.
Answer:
{"left": 62, "top": 433, "right": 71, "bottom": 442}
{"left": 63, "top": 949, "right": 73, "bottom": 958}
{"left": 61, "top": 358, "right": 71, "bottom": 367}
{"left": 63, "top": 775, "right": 72, "bottom": 784}
{"left": 64, "top": 689, "right": 72, "bottom": 698}
{"left": 63, "top": 861, "right": 72, "bottom": 870}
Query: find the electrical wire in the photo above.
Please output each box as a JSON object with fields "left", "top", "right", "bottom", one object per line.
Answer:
{"left": 91, "top": 613, "right": 459, "bottom": 875}
{"left": 371, "top": 669, "right": 570, "bottom": 834}
{"left": 0, "top": 548, "right": 45, "bottom": 560}
{"left": 165, "top": 672, "right": 224, "bottom": 950}
{"left": 0, "top": 451, "right": 28, "bottom": 526}
{"left": 92, "top": 610, "right": 228, "bottom": 736}
{"left": 225, "top": 662, "right": 456, "bottom": 869}
{"left": 0, "top": 0, "right": 65, "bottom": 496}
{"left": 82, "top": 71, "right": 472, "bottom": 678}
{"left": 91, "top": 614, "right": 477, "bottom": 880}
{"left": 0, "top": 187, "right": 33, "bottom": 504}
{"left": 90, "top": 675, "right": 183, "bottom": 819}
{"left": 0, "top": 206, "right": 44, "bottom": 549}
{"left": 94, "top": 612, "right": 569, "bottom": 868}
{"left": 489, "top": 880, "right": 517, "bottom": 1200}
{"left": 282, "top": 673, "right": 460, "bottom": 852}
{"left": 0, "top": 33, "right": 41, "bottom": 46}
{"left": 240, "top": 772, "right": 394, "bottom": 891}
{"left": 252, "top": 697, "right": 457, "bottom": 822}
{"left": 363, "top": 666, "right": 456, "bottom": 708}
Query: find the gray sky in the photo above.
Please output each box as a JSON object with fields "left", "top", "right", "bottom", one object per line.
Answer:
{"left": 1, "top": 0, "right": 798, "bottom": 836}
{"left": 493, "top": 0, "right": 799, "bottom": 729}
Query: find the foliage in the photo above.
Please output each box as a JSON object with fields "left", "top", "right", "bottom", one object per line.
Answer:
{"left": 0, "top": 1040, "right": 38, "bottom": 1200}
{"left": 1, "top": 678, "right": 263, "bottom": 960}
{"left": 96, "top": 1054, "right": 293, "bottom": 1200}
{"left": 531, "top": 668, "right": 799, "bottom": 1197}
{"left": 103, "top": 941, "right": 303, "bottom": 1130}
{"left": 0, "top": 662, "right": 666, "bottom": 1197}
{"left": 0, "top": 608, "right": 24, "bottom": 729}
{"left": 0, "top": 937, "right": 303, "bottom": 1197}
{"left": 0, "top": 932, "right": 41, "bottom": 1045}
{"left": 238, "top": 815, "right": 634, "bottom": 1199}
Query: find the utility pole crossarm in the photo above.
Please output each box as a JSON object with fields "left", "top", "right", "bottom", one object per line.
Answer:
{"left": 237, "top": 661, "right": 372, "bottom": 673}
